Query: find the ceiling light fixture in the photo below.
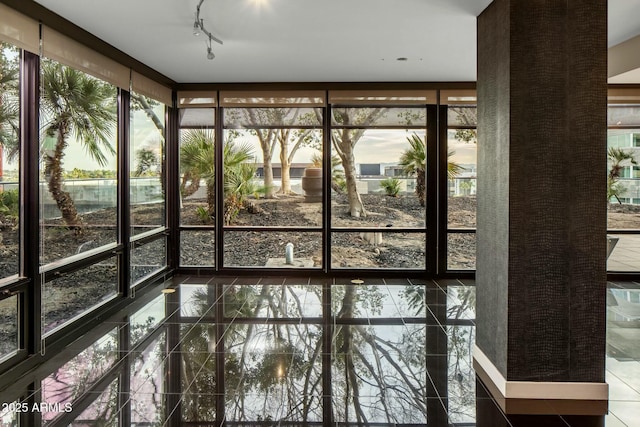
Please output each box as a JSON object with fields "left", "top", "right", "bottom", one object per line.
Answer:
{"left": 207, "top": 38, "right": 215, "bottom": 60}
{"left": 192, "top": 0, "right": 223, "bottom": 60}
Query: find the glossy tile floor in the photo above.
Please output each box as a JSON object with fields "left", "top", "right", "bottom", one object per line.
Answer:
{"left": 608, "top": 235, "right": 640, "bottom": 272}
{"left": 1, "top": 277, "right": 639, "bottom": 426}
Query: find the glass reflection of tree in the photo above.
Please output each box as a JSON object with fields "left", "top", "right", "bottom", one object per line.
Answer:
{"left": 188, "top": 284, "right": 324, "bottom": 422}
{"left": 130, "top": 332, "right": 166, "bottom": 425}
{"left": 70, "top": 379, "right": 119, "bottom": 426}
{"left": 42, "top": 329, "right": 118, "bottom": 424}
{"left": 181, "top": 324, "right": 216, "bottom": 422}
{"left": 446, "top": 286, "right": 476, "bottom": 423}
{"left": 333, "top": 285, "right": 427, "bottom": 424}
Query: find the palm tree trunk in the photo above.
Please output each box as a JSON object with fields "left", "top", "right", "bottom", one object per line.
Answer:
{"left": 47, "top": 126, "right": 83, "bottom": 233}
{"left": 416, "top": 168, "right": 426, "bottom": 207}
{"left": 206, "top": 180, "right": 215, "bottom": 215}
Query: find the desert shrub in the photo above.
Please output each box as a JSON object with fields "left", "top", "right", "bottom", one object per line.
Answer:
{"left": 380, "top": 178, "right": 401, "bottom": 197}
{"left": 195, "top": 206, "right": 211, "bottom": 223}
{"left": 0, "top": 189, "right": 19, "bottom": 219}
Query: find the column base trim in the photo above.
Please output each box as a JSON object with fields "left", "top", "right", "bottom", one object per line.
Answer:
{"left": 473, "top": 345, "right": 609, "bottom": 415}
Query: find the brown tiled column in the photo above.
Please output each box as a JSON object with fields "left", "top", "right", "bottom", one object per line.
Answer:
{"left": 474, "top": 0, "right": 608, "bottom": 415}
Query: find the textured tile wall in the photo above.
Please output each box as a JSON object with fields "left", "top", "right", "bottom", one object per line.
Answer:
{"left": 477, "top": 0, "right": 607, "bottom": 383}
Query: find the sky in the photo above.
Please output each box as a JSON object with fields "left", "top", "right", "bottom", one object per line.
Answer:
{"left": 233, "top": 128, "right": 477, "bottom": 167}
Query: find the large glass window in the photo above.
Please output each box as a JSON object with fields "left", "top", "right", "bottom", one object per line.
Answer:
{"left": 607, "top": 104, "right": 640, "bottom": 273}
{"left": 179, "top": 107, "right": 216, "bottom": 267}
{"left": 330, "top": 106, "right": 428, "bottom": 270}
{"left": 131, "top": 237, "right": 167, "bottom": 286}
{"left": 39, "top": 59, "right": 118, "bottom": 265}
{"left": 42, "top": 256, "right": 118, "bottom": 334}
{"left": 130, "top": 91, "right": 166, "bottom": 236}
{"left": 222, "top": 104, "right": 324, "bottom": 269}
{"left": 447, "top": 103, "right": 477, "bottom": 271}
{"left": 0, "top": 42, "right": 20, "bottom": 281}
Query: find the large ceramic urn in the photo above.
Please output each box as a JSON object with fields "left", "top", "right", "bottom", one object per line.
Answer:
{"left": 301, "top": 167, "right": 322, "bottom": 202}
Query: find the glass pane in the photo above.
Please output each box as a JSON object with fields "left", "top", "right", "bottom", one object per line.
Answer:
{"left": 43, "top": 258, "right": 118, "bottom": 333}
{"left": 331, "top": 232, "right": 426, "bottom": 269}
{"left": 331, "top": 129, "right": 427, "bottom": 227}
{"left": 131, "top": 237, "right": 166, "bottom": 285}
{"left": 332, "top": 324, "right": 427, "bottom": 423}
{"left": 220, "top": 131, "right": 324, "bottom": 223}
{"left": 180, "top": 128, "right": 215, "bottom": 226}
{"left": 607, "top": 129, "right": 640, "bottom": 230}
{"left": 224, "top": 281, "right": 322, "bottom": 318}
{"left": 224, "top": 107, "right": 322, "bottom": 127}
{"left": 448, "top": 130, "right": 477, "bottom": 228}
{"left": 41, "top": 328, "right": 118, "bottom": 424}
{"left": 181, "top": 324, "right": 216, "bottom": 423}
{"left": 332, "top": 281, "right": 426, "bottom": 319}
{"left": 68, "top": 378, "right": 118, "bottom": 426}
{"left": 131, "top": 92, "right": 165, "bottom": 236}
{"left": 331, "top": 107, "right": 427, "bottom": 127}
{"left": 0, "top": 42, "right": 20, "bottom": 279}
{"left": 447, "top": 233, "right": 476, "bottom": 270}
{"left": 130, "top": 295, "right": 165, "bottom": 345}
{"left": 608, "top": 105, "right": 640, "bottom": 127}
{"left": 180, "top": 230, "right": 215, "bottom": 267}
{"left": 225, "top": 323, "right": 323, "bottom": 422}
{"left": 447, "top": 106, "right": 478, "bottom": 127}
{"left": 0, "top": 295, "right": 18, "bottom": 358}
{"left": 224, "top": 231, "right": 321, "bottom": 268}
{"left": 607, "top": 234, "right": 640, "bottom": 272}
{"left": 40, "top": 59, "right": 117, "bottom": 265}
{"left": 131, "top": 331, "right": 166, "bottom": 425}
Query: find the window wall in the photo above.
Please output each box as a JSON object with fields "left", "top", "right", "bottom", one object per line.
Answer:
{"left": 607, "top": 92, "right": 640, "bottom": 272}
{"left": 0, "top": 41, "right": 20, "bottom": 282}
{"left": 176, "top": 90, "right": 483, "bottom": 274}
{"left": 445, "top": 91, "right": 478, "bottom": 271}
{"left": 130, "top": 91, "right": 165, "bottom": 236}
{"left": 222, "top": 94, "right": 324, "bottom": 269}
{"left": 178, "top": 94, "right": 217, "bottom": 267}
{"left": 330, "top": 102, "right": 430, "bottom": 270}
{"left": 0, "top": 4, "right": 172, "bottom": 374}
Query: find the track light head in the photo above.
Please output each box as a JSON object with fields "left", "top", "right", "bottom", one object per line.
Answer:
{"left": 192, "top": 0, "right": 222, "bottom": 60}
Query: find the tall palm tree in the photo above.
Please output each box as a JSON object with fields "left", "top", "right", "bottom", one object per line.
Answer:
{"left": 180, "top": 129, "right": 215, "bottom": 214}
{"left": 399, "top": 133, "right": 464, "bottom": 207}
{"left": 399, "top": 134, "right": 427, "bottom": 207}
{"left": 40, "top": 61, "right": 116, "bottom": 232}
{"left": 608, "top": 147, "right": 637, "bottom": 203}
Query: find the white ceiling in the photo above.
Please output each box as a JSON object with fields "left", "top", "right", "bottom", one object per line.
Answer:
{"left": 32, "top": 0, "right": 640, "bottom": 84}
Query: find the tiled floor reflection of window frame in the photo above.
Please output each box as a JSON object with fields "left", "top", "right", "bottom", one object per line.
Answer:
{"left": 162, "top": 277, "right": 478, "bottom": 426}
{"left": 2, "top": 277, "right": 481, "bottom": 426}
